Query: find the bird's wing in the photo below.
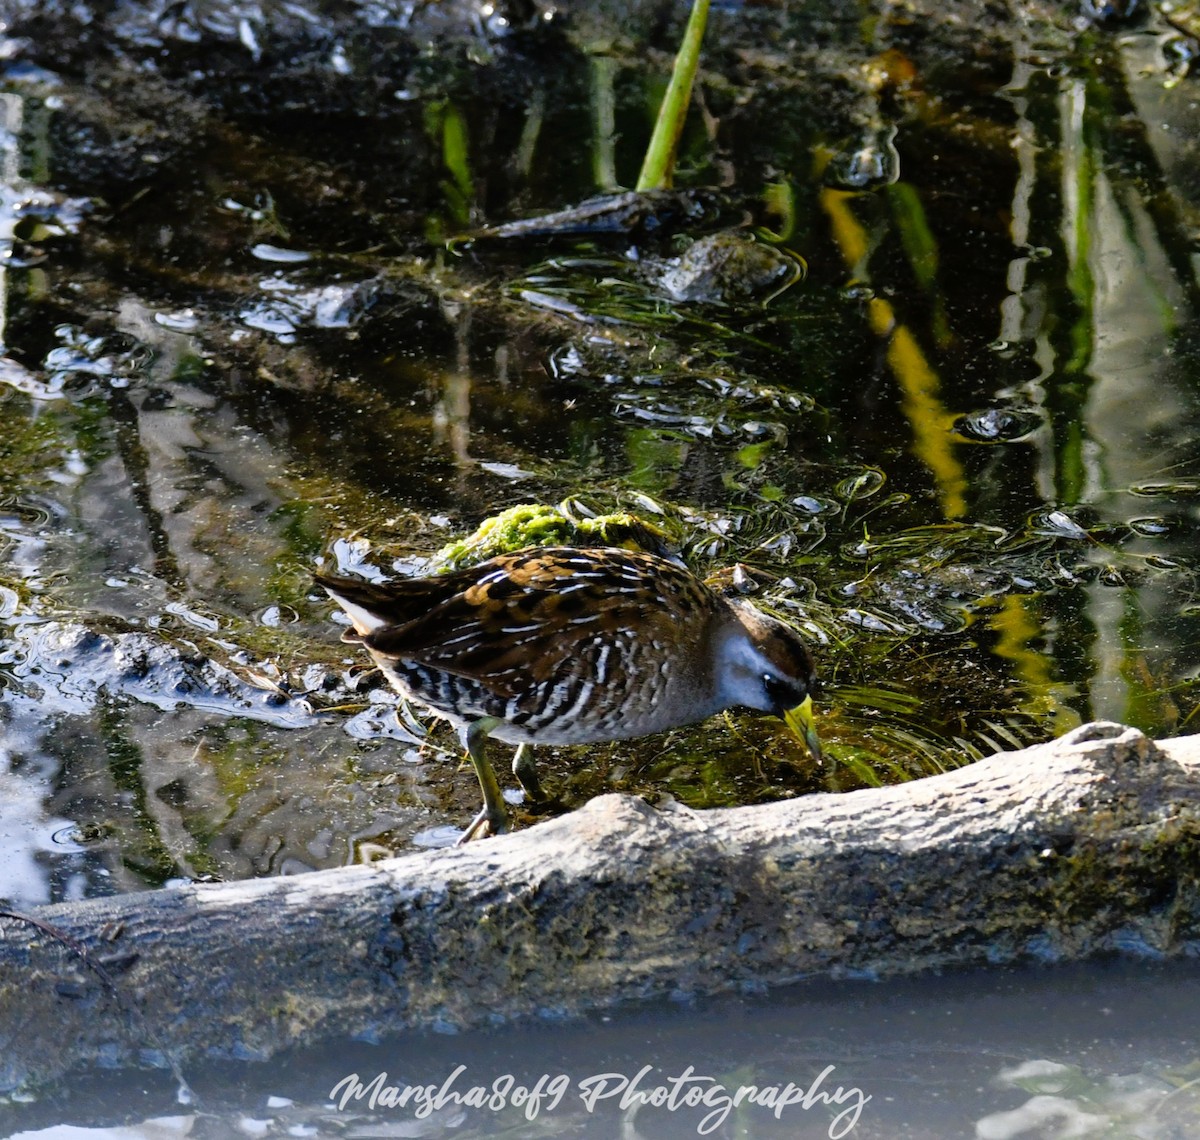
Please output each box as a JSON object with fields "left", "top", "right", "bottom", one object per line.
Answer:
{"left": 362, "top": 548, "right": 706, "bottom": 699}
{"left": 314, "top": 567, "right": 479, "bottom": 637}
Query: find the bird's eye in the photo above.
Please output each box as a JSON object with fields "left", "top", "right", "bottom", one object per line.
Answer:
{"left": 762, "top": 672, "right": 797, "bottom": 709}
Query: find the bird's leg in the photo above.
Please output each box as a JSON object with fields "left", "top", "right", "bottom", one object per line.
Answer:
{"left": 511, "top": 743, "right": 544, "bottom": 802}
{"left": 457, "top": 717, "right": 509, "bottom": 844}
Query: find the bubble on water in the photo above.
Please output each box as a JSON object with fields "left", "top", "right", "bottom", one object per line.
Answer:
{"left": 825, "top": 125, "right": 901, "bottom": 190}
{"left": 51, "top": 822, "right": 108, "bottom": 848}
{"left": 1145, "top": 555, "right": 1185, "bottom": 571}
{"left": 835, "top": 467, "right": 886, "bottom": 500}
{"left": 164, "top": 601, "right": 219, "bottom": 632}
{"left": 840, "top": 608, "right": 908, "bottom": 633}
{"left": 1127, "top": 517, "right": 1176, "bottom": 537}
{"left": 1031, "top": 510, "right": 1090, "bottom": 540}
{"left": 840, "top": 282, "right": 875, "bottom": 302}
{"left": 792, "top": 494, "right": 837, "bottom": 515}
{"left": 258, "top": 605, "right": 299, "bottom": 627}
{"left": 154, "top": 308, "right": 200, "bottom": 332}
{"left": 1130, "top": 480, "right": 1200, "bottom": 497}
{"left": 412, "top": 825, "right": 463, "bottom": 849}
{"left": 953, "top": 407, "right": 1041, "bottom": 443}
{"left": 479, "top": 461, "right": 534, "bottom": 481}
{"left": 249, "top": 243, "right": 311, "bottom": 264}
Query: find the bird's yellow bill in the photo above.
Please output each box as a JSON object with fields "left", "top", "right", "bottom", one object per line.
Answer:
{"left": 783, "top": 695, "right": 823, "bottom": 764}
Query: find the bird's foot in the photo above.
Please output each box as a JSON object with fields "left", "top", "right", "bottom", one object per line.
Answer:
{"left": 456, "top": 804, "right": 510, "bottom": 844}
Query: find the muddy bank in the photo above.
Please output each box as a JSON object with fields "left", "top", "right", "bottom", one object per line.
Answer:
{"left": 1, "top": 721, "right": 1197, "bottom": 1093}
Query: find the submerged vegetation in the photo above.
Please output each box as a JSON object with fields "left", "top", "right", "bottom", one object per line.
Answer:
{"left": 0, "top": 0, "right": 1198, "bottom": 897}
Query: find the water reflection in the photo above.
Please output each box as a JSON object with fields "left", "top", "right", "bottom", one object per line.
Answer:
{"left": 0, "top": 17, "right": 1198, "bottom": 906}
{"left": 3, "top": 962, "right": 1199, "bottom": 1138}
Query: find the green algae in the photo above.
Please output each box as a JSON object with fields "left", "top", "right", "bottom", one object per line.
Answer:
{"left": 430, "top": 502, "right": 678, "bottom": 570}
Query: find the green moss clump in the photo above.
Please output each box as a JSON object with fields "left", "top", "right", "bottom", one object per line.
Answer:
{"left": 431, "top": 503, "right": 676, "bottom": 571}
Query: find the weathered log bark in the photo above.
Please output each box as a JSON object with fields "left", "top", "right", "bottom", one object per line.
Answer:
{"left": 2, "top": 722, "right": 1199, "bottom": 1093}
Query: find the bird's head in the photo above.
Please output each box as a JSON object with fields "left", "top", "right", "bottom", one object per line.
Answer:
{"left": 717, "top": 601, "right": 822, "bottom": 762}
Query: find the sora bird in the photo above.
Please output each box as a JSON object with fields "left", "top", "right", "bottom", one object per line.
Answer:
{"left": 315, "top": 546, "right": 820, "bottom": 842}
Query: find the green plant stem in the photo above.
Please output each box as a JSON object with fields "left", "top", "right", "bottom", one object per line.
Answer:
{"left": 636, "top": 0, "right": 710, "bottom": 191}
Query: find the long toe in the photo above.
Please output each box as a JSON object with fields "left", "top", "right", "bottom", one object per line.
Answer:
{"left": 456, "top": 804, "right": 510, "bottom": 845}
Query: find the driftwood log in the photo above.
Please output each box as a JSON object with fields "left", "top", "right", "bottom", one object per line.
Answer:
{"left": 1, "top": 721, "right": 1198, "bottom": 1092}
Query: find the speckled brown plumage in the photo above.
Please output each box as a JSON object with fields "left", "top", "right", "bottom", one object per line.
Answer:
{"left": 316, "top": 545, "right": 818, "bottom": 840}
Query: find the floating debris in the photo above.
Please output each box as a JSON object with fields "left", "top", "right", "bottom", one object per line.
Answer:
{"left": 467, "top": 188, "right": 727, "bottom": 242}
{"left": 652, "top": 232, "right": 805, "bottom": 305}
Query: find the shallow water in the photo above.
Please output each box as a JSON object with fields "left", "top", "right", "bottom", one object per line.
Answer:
{"left": 1, "top": 0, "right": 1200, "bottom": 1116}
{"left": 1, "top": 0, "right": 1200, "bottom": 898}
{"left": 1, "top": 0, "right": 1200, "bottom": 1132}
{"left": 4, "top": 961, "right": 1200, "bottom": 1138}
